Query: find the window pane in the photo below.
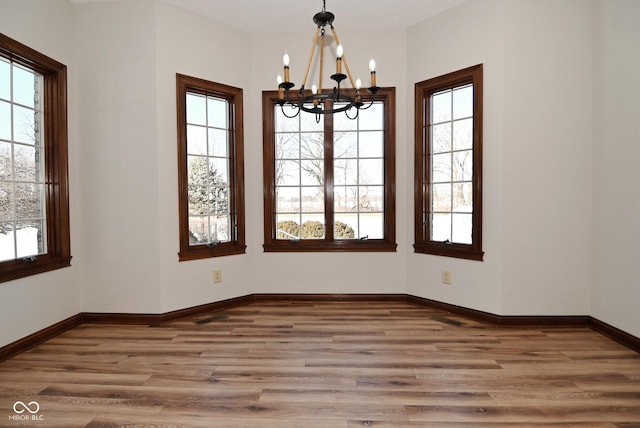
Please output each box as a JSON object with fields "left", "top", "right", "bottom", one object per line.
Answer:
{"left": 453, "top": 183, "right": 473, "bottom": 212}
{"left": 209, "top": 215, "right": 230, "bottom": 242}
{"left": 334, "top": 186, "right": 358, "bottom": 212}
{"left": 207, "top": 97, "right": 227, "bottom": 129}
{"left": 359, "top": 159, "right": 383, "bottom": 185}
{"left": 359, "top": 131, "right": 383, "bottom": 158}
{"left": 0, "top": 182, "right": 13, "bottom": 220}
{"left": 187, "top": 155, "right": 209, "bottom": 184}
{"left": 453, "top": 150, "right": 473, "bottom": 182}
{"left": 335, "top": 213, "right": 358, "bottom": 238}
{"left": 300, "top": 215, "right": 325, "bottom": 239}
{"left": 208, "top": 129, "right": 228, "bottom": 157}
{"left": 301, "top": 186, "right": 323, "bottom": 212}
{"left": 452, "top": 213, "right": 472, "bottom": 244}
{"left": 276, "top": 133, "right": 299, "bottom": 159}
{"left": 13, "top": 65, "right": 37, "bottom": 108}
{"left": 13, "top": 105, "right": 36, "bottom": 144}
{"left": 15, "top": 183, "right": 45, "bottom": 220}
{"left": 300, "top": 159, "right": 323, "bottom": 185}
{"left": 186, "top": 93, "right": 206, "bottom": 125}
{"left": 334, "top": 132, "right": 357, "bottom": 158}
{"left": 277, "top": 215, "right": 301, "bottom": 239}
{"left": 432, "top": 183, "right": 451, "bottom": 212}
{"left": 16, "top": 220, "right": 45, "bottom": 258}
{"left": 209, "top": 186, "right": 229, "bottom": 215}
{"left": 0, "top": 101, "right": 10, "bottom": 140}
{"left": 14, "top": 144, "right": 38, "bottom": 182}
{"left": 334, "top": 108, "right": 357, "bottom": 131}
{"left": 209, "top": 158, "right": 228, "bottom": 185}
{"left": 276, "top": 160, "right": 300, "bottom": 186}
{"left": 188, "top": 216, "right": 208, "bottom": 244}
{"left": 276, "top": 187, "right": 299, "bottom": 213}
{"left": 432, "top": 90, "right": 451, "bottom": 123}
{"left": 432, "top": 123, "right": 451, "bottom": 153}
{"left": 431, "top": 213, "right": 451, "bottom": 242}
{"left": 300, "top": 133, "right": 323, "bottom": 158}
{"left": 0, "top": 141, "right": 11, "bottom": 179}
{"left": 334, "top": 159, "right": 357, "bottom": 185}
{"left": 453, "top": 118, "right": 472, "bottom": 150}
{"left": 0, "top": 58, "right": 9, "bottom": 101}
{"left": 360, "top": 213, "right": 384, "bottom": 239}
{"left": 300, "top": 110, "right": 324, "bottom": 131}
{"left": 186, "top": 125, "right": 206, "bottom": 155}
{"left": 358, "top": 102, "right": 383, "bottom": 130}
{"left": 276, "top": 106, "right": 301, "bottom": 132}
{"left": 188, "top": 185, "right": 208, "bottom": 214}
{"left": 359, "top": 186, "right": 383, "bottom": 212}
{"left": 453, "top": 85, "right": 473, "bottom": 120}
{"left": 432, "top": 153, "right": 451, "bottom": 182}
{"left": 334, "top": 215, "right": 356, "bottom": 239}
{"left": 0, "top": 223, "right": 16, "bottom": 262}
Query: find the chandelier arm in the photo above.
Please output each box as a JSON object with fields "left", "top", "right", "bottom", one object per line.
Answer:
{"left": 301, "top": 26, "right": 321, "bottom": 89}
{"left": 330, "top": 27, "right": 356, "bottom": 89}
{"left": 358, "top": 98, "right": 377, "bottom": 110}
{"left": 344, "top": 106, "right": 359, "bottom": 120}
{"left": 279, "top": 103, "right": 301, "bottom": 119}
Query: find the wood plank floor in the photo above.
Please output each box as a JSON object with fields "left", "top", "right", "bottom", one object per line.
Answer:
{"left": 1, "top": 301, "right": 639, "bottom": 427}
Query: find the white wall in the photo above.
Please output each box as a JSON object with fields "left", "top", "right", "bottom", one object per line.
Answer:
{"left": 74, "top": 0, "right": 163, "bottom": 313}
{"left": 154, "top": 1, "right": 254, "bottom": 312}
{"left": 0, "top": 0, "right": 81, "bottom": 347}
{"left": 591, "top": 0, "right": 640, "bottom": 337}
{"left": 406, "top": 0, "right": 505, "bottom": 314}
{"left": 499, "top": 0, "right": 593, "bottom": 315}
{"left": 406, "top": 0, "right": 594, "bottom": 316}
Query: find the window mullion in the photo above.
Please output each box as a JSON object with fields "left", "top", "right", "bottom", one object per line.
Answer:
{"left": 324, "top": 100, "right": 334, "bottom": 241}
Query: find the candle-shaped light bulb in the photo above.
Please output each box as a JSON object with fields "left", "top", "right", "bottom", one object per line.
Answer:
{"left": 283, "top": 51, "right": 291, "bottom": 82}
{"left": 336, "top": 44, "right": 344, "bottom": 59}
{"left": 312, "top": 83, "right": 319, "bottom": 107}
{"left": 336, "top": 44, "right": 343, "bottom": 74}
{"left": 369, "top": 57, "right": 377, "bottom": 87}
{"left": 356, "top": 78, "right": 362, "bottom": 90}
{"left": 277, "top": 74, "right": 283, "bottom": 85}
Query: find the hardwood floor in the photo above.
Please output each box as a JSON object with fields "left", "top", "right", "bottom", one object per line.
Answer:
{"left": 1, "top": 301, "right": 639, "bottom": 427}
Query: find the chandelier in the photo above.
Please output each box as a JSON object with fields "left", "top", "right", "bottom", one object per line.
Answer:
{"left": 276, "top": 0, "right": 381, "bottom": 120}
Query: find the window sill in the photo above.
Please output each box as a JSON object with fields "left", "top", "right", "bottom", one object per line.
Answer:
{"left": 264, "top": 241, "right": 397, "bottom": 253}
{"left": 413, "top": 243, "right": 484, "bottom": 261}
{"left": 178, "top": 243, "right": 246, "bottom": 261}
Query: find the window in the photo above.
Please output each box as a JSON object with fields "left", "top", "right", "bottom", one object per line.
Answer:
{"left": 414, "top": 64, "right": 483, "bottom": 260}
{"left": 262, "top": 88, "right": 396, "bottom": 252}
{"left": 0, "top": 33, "right": 71, "bottom": 283}
{"left": 176, "top": 74, "right": 245, "bottom": 261}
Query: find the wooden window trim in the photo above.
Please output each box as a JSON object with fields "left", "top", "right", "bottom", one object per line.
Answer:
{"left": 176, "top": 74, "right": 246, "bottom": 261}
{"left": 414, "top": 64, "right": 484, "bottom": 261}
{"left": 0, "top": 33, "right": 71, "bottom": 283}
{"left": 262, "top": 87, "right": 397, "bottom": 252}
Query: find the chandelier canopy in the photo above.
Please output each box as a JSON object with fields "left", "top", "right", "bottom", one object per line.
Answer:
{"left": 276, "top": 0, "right": 381, "bottom": 120}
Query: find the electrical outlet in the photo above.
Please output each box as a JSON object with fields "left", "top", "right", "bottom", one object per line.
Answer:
{"left": 213, "top": 269, "right": 222, "bottom": 284}
{"left": 442, "top": 270, "right": 452, "bottom": 285}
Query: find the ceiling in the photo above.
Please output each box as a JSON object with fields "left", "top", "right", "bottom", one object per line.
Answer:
{"left": 70, "top": 0, "right": 469, "bottom": 33}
